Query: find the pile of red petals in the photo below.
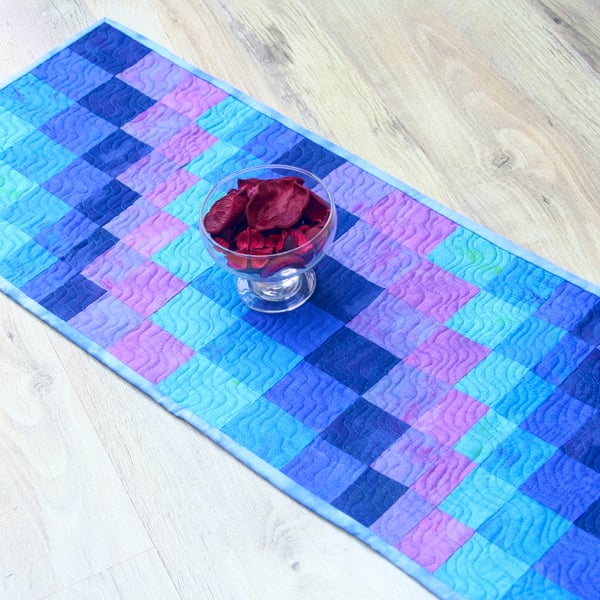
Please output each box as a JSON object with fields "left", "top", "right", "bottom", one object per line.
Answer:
{"left": 203, "top": 176, "right": 332, "bottom": 274}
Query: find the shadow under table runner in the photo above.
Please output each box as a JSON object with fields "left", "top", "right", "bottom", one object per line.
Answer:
{"left": 1, "top": 20, "right": 599, "bottom": 600}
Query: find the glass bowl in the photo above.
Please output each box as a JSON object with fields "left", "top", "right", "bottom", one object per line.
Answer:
{"left": 199, "top": 164, "right": 337, "bottom": 313}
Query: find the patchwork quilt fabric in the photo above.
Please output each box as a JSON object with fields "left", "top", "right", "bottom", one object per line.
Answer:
{"left": 1, "top": 20, "right": 599, "bottom": 600}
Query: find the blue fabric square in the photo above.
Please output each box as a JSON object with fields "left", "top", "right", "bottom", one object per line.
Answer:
{"left": 244, "top": 121, "right": 303, "bottom": 162}
{"left": 221, "top": 396, "right": 316, "bottom": 469}
{"left": 76, "top": 180, "right": 140, "bottom": 226}
{"left": 504, "top": 570, "right": 580, "bottom": 600}
{"left": 21, "top": 259, "right": 77, "bottom": 302}
{"left": 190, "top": 264, "right": 248, "bottom": 318}
{"left": 0, "top": 73, "right": 72, "bottom": 127}
{"left": 265, "top": 361, "right": 359, "bottom": 431}
{"left": 62, "top": 227, "right": 118, "bottom": 272}
{"left": 534, "top": 280, "right": 599, "bottom": 330}
{"left": 520, "top": 451, "right": 600, "bottom": 521}
{"left": 69, "top": 22, "right": 152, "bottom": 75}
{"left": 78, "top": 77, "right": 155, "bottom": 127}
{"left": 320, "top": 398, "right": 409, "bottom": 464}
{"left": 521, "top": 389, "right": 597, "bottom": 448}
{"left": 40, "top": 104, "right": 118, "bottom": 154}
{"left": 274, "top": 137, "right": 346, "bottom": 179}
{"left": 332, "top": 467, "right": 408, "bottom": 526}
{"left": 82, "top": 129, "right": 153, "bottom": 177}
{"left": 0, "top": 129, "right": 76, "bottom": 184}
{"left": 310, "top": 256, "right": 383, "bottom": 322}
{"left": 571, "top": 300, "right": 600, "bottom": 346}
{"left": 534, "top": 333, "right": 595, "bottom": 386}
{"left": 31, "top": 48, "right": 113, "bottom": 100}
{"left": 559, "top": 349, "right": 600, "bottom": 408}
{"left": 492, "top": 371, "right": 555, "bottom": 423}
{"left": 243, "top": 301, "right": 344, "bottom": 356}
{"left": 39, "top": 273, "right": 106, "bottom": 321}
{"left": 282, "top": 437, "right": 367, "bottom": 502}
{"left": 35, "top": 210, "right": 99, "bottom": 257}
{"left": 306, "top": 327, "right": 400, "bottom": 395}
{"left": 43, "top": 159, "right": 113, "bottom": 207}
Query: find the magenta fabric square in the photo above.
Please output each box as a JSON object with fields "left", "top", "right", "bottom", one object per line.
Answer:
{"left": 397, "top": 509, "right": 475, "bottom": 572}
{"left": 413, "top": 448, "right": 477, "bottom": 505}
{"left": 330, "top": 220, "right": 420, "bottom": 287}
{"left": 322, "top": 162, "right": 396, "bottom": 215}
{"left": 121, "top": 101, "right": 190, "bottom": 147}
{"left": 161, "top": 74, "right": 228, "bottom": 119}
{"left": 362, "top": 190, "right": 458, "bottom": 255}
{"left": 120, "top": 211, "right": 188, "bottom": 257}
{"left": 108, "top": 319, "right": 194, "bottom": 384}
{"left": 348, "top": 292, "right": 439, "bottom": 359}
{"left": 388, "top": 260, "right": 480, "bottom": 322}
{"left": 104, "top": 197, "right": 160, "bottom": 238}
{"left": 82, "top": 241, "right": 147, "bottom": 291}
{"left": 144, "top": 168, "right": 200, "bottom": 208}
{"left": 117, "top": 50, "right": 190, "bottom": 99}
{"left": 413, "top": 388, "right": 489, "bottom": 446}
{"left": 117, "top": 151, "right": 180, "bottom": 195}
{"left": 158, "top": 122, "right": 218, "bottom": 167}
{"left": 372, "top": 428, "right": 444, "bottom": 487}
{"left": 110, "top": 260, "right": 186, "bottom": 317}
{"left": 404, "top": 326, "right": 491, "bottom": 386}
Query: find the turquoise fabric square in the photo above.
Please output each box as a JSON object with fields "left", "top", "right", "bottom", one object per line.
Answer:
{"left": 456, "top": 353, "right": 529, "bottom": 406}
{"left": 158, "top": 353, "right": 260, "bottom": 428}
{"left": 428, "top": 227, "right": 514, "bottom": 288}
{"left": 0, "top": 162, "right": 36, "bottom": 209}
{"left": 0, "top": 106, "right": 37, "bottom": 151}
{"left": 150, "top": 285, "right": 237, "bottom": 349}
{"left": 186, "top": 139, "right": 240, "bottom": 178}
{"left": 200, "top": 320, "right": 302, "bottom": 394}
{"left": 481, "top": 429, "right": 557, "bottom": 487}
{"left": 152, "top": 227, "right": 213, "bottom": 282}
{"left": 222, "top": 395, "right": 317, "bottom": 469}
{"left": 163, "top": 179, "right": 212, "bottom": 226}
{"left": 0, "top": 239, "right": 57, "bottom": 288}
{"left": 0, "top": 73, "right": 72, "bottom": 127}
{"left": 0, "top": 218, "right": 31, "bottom": 261}
{"left": 492, "top": 371, "right": 555, "bottom": 423}
{"left": 439, "top": 467, "right": 517, "bottom": 529}
{"left": 454, "top": 410, "right": 517, "bottom": 463}
{"left": 479, "top": 492, "right": 571, "bottom": 564}
{"left": 435, "top": 533, "right": 529, "bottom": 600}
{"left": 447, "top": 290, "right": 531, "bottom": 348}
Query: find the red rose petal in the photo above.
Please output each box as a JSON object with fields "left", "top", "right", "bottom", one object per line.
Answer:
{"left": 246, "top": 179, "right": 310, "bottom": 230}
{"left": 303, "top": 190, "right": 330, "bottom": 225}
{"left": 235, "top": 228, "right": 265, "bottom": 253}
{"left": 204, "top": 189, "right": 248, "bottom": 235}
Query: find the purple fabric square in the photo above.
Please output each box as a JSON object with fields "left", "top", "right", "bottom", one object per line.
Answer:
{"left": 158, "top": 122, "right": 218, "bottom": 167}
{"left": 362, "top": 189, "right": 458, "bottom": 255}
{"left": 117, "top": 51, "right": 190, "bottom": 99}
{"left": 348, "top": 292, "right": 439, "bottom": 359}
{"left": 321, "top": 398, "right": 409, "bottom": 464}
{"left": 521, "top": 451, "right": 600, "bottom": 521}
{"left": 82, "top": 241, "right": 147, "bottom": 291}
{"left": 144, "top": 169, "right": 200, "bottom": 208}
{"left": 404, "top": 326, "right": 491, "bottom": 386}
{"left": 116, "top": 151, "right": 179, "bottom": 196}
{"left": 330, "top": 219, "right": 420, "bottom": 287}
{"left": 161, "top": 75, "right": 228, "bottom": 119}
{"left": 110, "top": 260, "right": 187, "bottom": 317}
{"left": 281, "top": 437, "right": 367, "bottom": 502}
{"left": 120, "top": 211, "right": 188, "bottom": 257}
{"left": 560, "top": 349, "right": 600, "bottom": 408}
{"left": 68, "top": 293, "right": 145, "bottom": 347}
{"left": 364, "top": 361, "right": 450, "bottom": 424}
{"left": 104, "top": 198, "right": 160, "bottom": 238}
{"left": 388, "top": 259, "right": 479, "bottom": 322}
{"left": 108, "top": 319, "right": 194, "bottom": 384}
{"left": 371, "top": 489, "right": 435, "bottom": 546}
{"left": 121, "top": 102, "right": 190, "bottom": 147}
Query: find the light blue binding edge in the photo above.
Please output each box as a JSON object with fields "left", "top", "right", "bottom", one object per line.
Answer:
{"left": 3, "top": 17, "right": 599, "bottom": 600}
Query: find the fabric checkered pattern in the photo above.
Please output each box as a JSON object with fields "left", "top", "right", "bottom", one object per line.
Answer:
{"left": 1, "top": 21, "right": 599, "bottom": 600}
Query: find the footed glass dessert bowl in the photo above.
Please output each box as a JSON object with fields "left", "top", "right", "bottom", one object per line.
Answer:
{"left": 199, "top": 164, "right": 337, "bottom": 313}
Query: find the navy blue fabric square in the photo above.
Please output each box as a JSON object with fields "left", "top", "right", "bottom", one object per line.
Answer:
{"left": 21, "top": 260, "right": 77, "bottom": 302}
{"left": 306, "top": 327, "right": 399, "bottom": 395}
{"left": 562, "top": 412, "right": 600, "bottom": 472}
{"left": 274, "top": 138, "right": 345, "bottom": 179}
{"left": 571, "top": 300, "right": 600, "bottom": 346}
{"left": 69, "top": 22, "right": 151, "bottom": 75}
{"left": 76, "top": 180, "right": 140, "bottom": 226}
{"left": 576, "top": 498, "right": 600, "bottom": 538}
{"left": 310, "top": 256, "right": 383, "bottom": 322}
{"left": 332, "top": 467, "right": 408, "bottom": 526}
{"left": 62, "top": 227, "right": 119, "bottom": 272}
{"left": 39, "top": 274, "right": 106, "bottom": 321}
{"left": 82, "top": 130, "right": 152, "bottom": 177}
{"left": 78, "top": 78, "right": 155, "bottom": 127}
{"left": 243, "top": 301, "right": 344, "bottom": 356}
{"left": 334, "top": 206, "right": 359, "bottom": 241}
{"left": 320, "top": 397, "right": 409, "bottom": 463}
{"left": 560, "top": 349, "right": 600, "bottom": 408}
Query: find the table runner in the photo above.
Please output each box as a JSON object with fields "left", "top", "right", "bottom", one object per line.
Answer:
{"left": 1, "top": 20, "right": 599, "bottom": 600}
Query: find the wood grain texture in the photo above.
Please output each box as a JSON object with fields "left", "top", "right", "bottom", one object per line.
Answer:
{"left": 1, "top": 1, "right": 599, "bottom": 599}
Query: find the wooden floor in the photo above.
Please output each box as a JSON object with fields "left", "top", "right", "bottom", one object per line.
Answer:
{"left": 1, "top": 1, "right": 599, "bottom": 598}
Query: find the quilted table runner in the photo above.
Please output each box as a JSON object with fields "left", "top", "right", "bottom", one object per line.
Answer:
{"left": 1, "top": 20, "right": 599, "bottom": 600}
